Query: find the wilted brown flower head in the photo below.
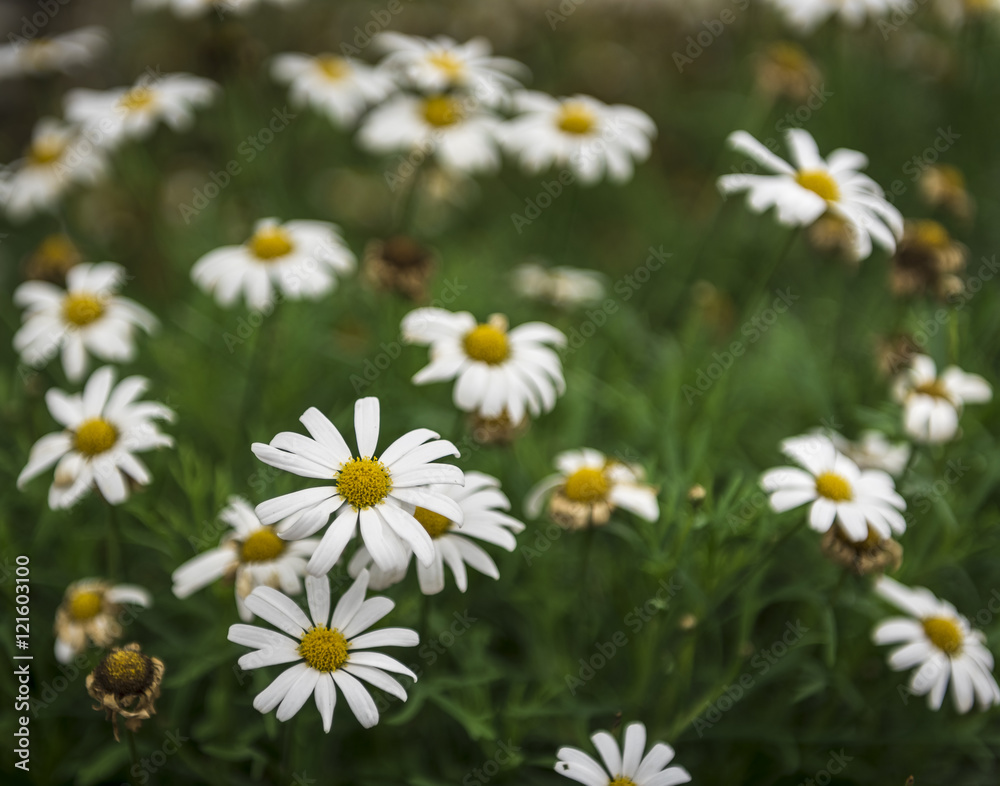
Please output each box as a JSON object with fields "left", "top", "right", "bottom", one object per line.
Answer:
{"left": 821, "top": 525, "right": 903, "bottom": 576}
{"left": 363, "top": 235, "right": 438, "bottom": 302}
{"left": 890, "top": 220, "right": 967, "bottom": 301}
{"left": 86, "top": 643, "right": 164, "bottom": 740}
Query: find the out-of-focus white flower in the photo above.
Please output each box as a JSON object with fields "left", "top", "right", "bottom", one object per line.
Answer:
{"left": 767, "top": 0, "right": 912, "bottom": 34}
{"left": 892, "top": 355, "right": 992, "bottom": 443}
{"left": 935, "top": 0, "right": 1000, "bottom": 27}
{"left": 825, "top": 429, "right": 911, "bottom": 477}
{"left": 0, "top": 118, "right": 106, "bottom": 222}
{"left": 54, "top": 579, "right": 151, "bottom": 663}
{"left": 271, "top": 53, "right": 393, "bottom": 129}
{"left": 133, "top": 0, "right": 298, "bottom": 18}
{"left": 0, "top": 27, "right": 107, "bottom": 79}
{"left": 511, "top": 263, "right": 606, "bottom": 308}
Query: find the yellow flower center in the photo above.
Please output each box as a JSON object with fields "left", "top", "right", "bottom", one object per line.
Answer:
{"left": 249, "top": 225, "right": 294, "bottom": 261}
{"left": 814, "top": 471, "right": 852, "bottom": 502}
{"left": 427, "top": 51, "right": 466, "bottom": 80}
{"left": 795, "top": 170, "right": 841, "bottom": 203}
{"left": 337, "top": 457, "right": 392, "bottom": 509}
{"left": 915, "top": 379, "right": 951, "bottom": 401}
{"left": 36, "top": 234, "right": 79, "bottom": 266}
{"left": 69, "top": 590, "right": 104, "bottom": 620}
{"left": 937, "top": 164, "right": 965, "bottom": 189}
{"left": 29, "top": 137, "right": 66, "bottom": 166}
{"left": 74, "top": 418, "right": 118, "bottom": 457}
{"left": 240, "top": 529, "right": 287, "bottom": 563}
{"left": 610, "top": 779, "right": 638, "bottom": 786}
{"left": 766, "top": 42, "right": 810, "bottom": 72}
{"left": 564, "top": 467, "right": 609, "bottom": 504}
{"left": 922, "top": 616, "right": 963, "bottom": 656}
{"left": 62, "top": 292, "right": 106, "bottom": 326}
{"left": 96, "top": 649, "right": 153, "bottom": 694}
{"left": 119, "top": 87, "right": 154, "bottom": 112}
{"left": 912, "top": 220, "right": 950, "bottom": 249}
{"left": 317, "top": 55, "right": 349, "bottom": 81}
{"left": 463, "top": 324, "right": 509, "bottom": 365}
{"left": 414, "top": 506, "right": 452, "bottom": 538}
{"left": 298, "top": 625, "right": 349, "bottom": 672}
{"left": 557, "top": 102, "right": 597, "bottom": 135}
{"left": 422, "top": 95, "right": 464, "bottom": 128}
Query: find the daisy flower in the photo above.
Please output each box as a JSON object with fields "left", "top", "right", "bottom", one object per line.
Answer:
{"left": 65, "top": 72, "right": 218, "bottom": 149}
{"left": 892, "top": 355, "right": 992, "bottom": 443}
{"left": 0, "top": 118, "right": 107, "bottom": 222}
{"left": 357, "top": 93, "right": 503, "bottom": 175}
{"left": 172, "top": 496, "right": 319, "bottom": 621}
{"left": 228, "top": 570, "right": 418, "bottom": 731}
{"left": 251, "top": 397, "right": 464, "bottom": 576}
{"left": 873, "top": 576, "right": 1000, "bottom": 713}
{"left": 767, "top": 0, "right": 911, "bottom": 33}
{"left": 526, "top": 448, "right": 659, "bottom": 530}
{"left": 825, "top": 429, "right": 911, "bottom": 477}
{"left": 500, "top": 92, "right": 657, "bottom": 185}
{"left": 13, "top": 262, "right": 157, "bottom": 382}
{"left": 717, "top": 129, "right": 903, "bottom": 261}
{"left": 191, "top": 218, "right": 356, "bottom": 311}
{"left": 761, "top": 433, "right": 907, "bottom": 542}
{"left": 0, "top": 27, "right": 107, "bottom": 79}
{"left": 17, "top": 366, "right": 174, "bottom": 509}
{"left": 555, "top": 721, "right": 691, "bottom": 786}
{"left": 375, "top": 33, "right": 528, "bottom": 106}
{"left": 401, "top": 309, "right": 566, "bottom": 422}
{"left": 349, "top": 471, "right": 524, "bottom": 594}
{"left": 511, "top": 263, "right": 606, "bottom": 309}
{"left": 133, "top": 0, "right": 259, "bottom": 17}
{"left": 271, "top": 53, "right": 393, "bottom": 129}
{"left": 53, "top": 579, "right": 151, "bottom": 663}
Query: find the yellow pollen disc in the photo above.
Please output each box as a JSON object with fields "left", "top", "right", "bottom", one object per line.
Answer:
{"left": 814, "top": 471, "right": 852, "bottom": 502}
{"left": 337, "top": 458, "right": 392, "bottom": 509}
{"left": 119, "top": 87, "right": 154, "bottom": 112}
{"left": 240, "top": 529, "right": 287, "bottom": 562}
{"left": 610, "top": 778, "right": 638, "bottom": 786}
{"left": 101, "top": 649, "right": 152, "bottom": 691}
{"left": 29, "top": 138, "right": 66, "bottom": 166}
{"left": 69, "top": 590, "right": 104, "bottom": 620}
{"left": 937, "top": 165, "right": 965, "bottom": 189}
{"left": 427, "top": 51, "right": 466, "bottom": 80}
{"left": 557, "top": 102, "right": 597, "bottom": 135}
{"left": 564, "top": 467, "right": 609, "bottom": 504}
{"left": 422, "top": 95, "right": 464, "bottom": 128}
{"left": 463, "top": 324, "right": 509, "bottom": 365}
{"left": 767, "top": 42, "right": 809, "bottom": 71}
{"left": 74, "top": 418, "right": 118, "bottom": 457}
{"left": 37, "top": 234, "right": 78, "bottom": 264}
{"left": 298, "top": 625, "right": 349, "bottom": 672}
{"left": 317, "top": 55, "right": 349, "bottom": 80}
{"left": 913, "top": 220, "right": 950, "bottom": 249}
{"left": 795, "top": 170, "right": 841, "bottom": 203}
{"left": 62, "top": 292, "right": 106, "bottom": 326}
{"left": 414, "top": 506, "right": 452, "bottom": 538}
{"left": 249, "top": 225, "right": 294, "bottom": 260}
{"left": 915, "top": 379, "right": 951, "bottom": 401}
{"left": 923, "top": 616, "right": 963, "bottom": 655}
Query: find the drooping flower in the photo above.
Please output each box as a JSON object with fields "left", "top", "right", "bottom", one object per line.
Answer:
{"left": 0, "top": 27, "right": 107, "bottom": 79}
{"left": 228, "top": 570, "right": 418, "bottom": 731}
{"left": 86, "top": 643, "right": 164, "bottom": 740}
{"left": 892, "top": 355, "right": 992, "bottom": 443}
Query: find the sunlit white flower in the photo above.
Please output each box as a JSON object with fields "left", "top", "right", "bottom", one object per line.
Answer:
{"left": 17, "top": 366, "right": 174, "bottom": 509}
{"left": 251, "top": 398, "right": 464, "bottom": 576}
{"left": 500, "top": 92, "right": 656, "bottom": 185}
{"left": 526, "top": 448, "right": 659, "bottom": 530}
{"left": 191, "top": 218, "right": 356, "bottom": 311}
{"left": 357, "top": 93, "right": 502, "bottom": 174}
{"left": 14, "top": 262, "right": 157, "bottom": 382}
{"left": 133, "top": 0, "right": 298, "bottom": 19}
{"left": 0, "top": 118, "right": 106, "bottom": 222}
{"left": 873, "top": 576, "right": 1000, "bottom": 713}
{"left": 718, "top": 129, "right": 903, "bottom": 261}
{"left": 892, "top": 355, "right": 992, "bottom": 443}
{"left": 761, "top": 434, "right": 906, "bottom": 542}
{"left": 65, "top": 72, "right": 218, "bottom": 149}
{"left": 349, "top": 471, "right": 524, "bottom": 594}
{"left": 825, "top": 429, "right": 911, "bottom": 477}
{"left": 53, "top": 578, "right": 151, "bottom": 663}
{"left": 271, "top": 52, "right": 393, "bottom": 129}
{"left": 401, "top": 308, "right": 566, "bottom": 422}
{"left": 555, "top": 721, "right": 691, "bottom": 786}
{"left": 511, "top": 263, "right": 606, "bottom": 308}
{"left": 228, "top": 570, "right": 418, "bottom": 731}
{"left": 172, "top": 496, "right": 319, "bottom": 621}
{"left": 767, "top": 0, "right": 911, "bottom": 33}
{"left": 0, "top": 27, "right": 107, "bottom": 79}
{"left": 375, "top": 33, "right": 527, "bottom": 106}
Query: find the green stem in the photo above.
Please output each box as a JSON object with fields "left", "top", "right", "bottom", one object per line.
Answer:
{"left": 396, "top": 162, "right": 425, "bottom": 235}
{"left": 281, "top": 713, "right": 298, "bottom": 784}
{"left": 125, "top": 729, "right": 140, "bottom": 785}
{"left": 107, "top": 504, "right": 124, "bottom": 580}
{"left": 743, "top": 226, "right": 800, "bottom": 316}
